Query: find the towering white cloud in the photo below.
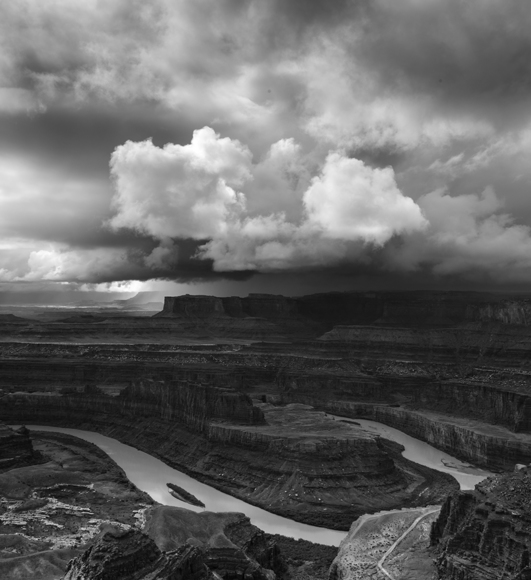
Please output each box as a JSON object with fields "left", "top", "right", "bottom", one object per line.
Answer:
{"left": 304, "top": 153, "right": 427, "bottom": 244}
{"left": 109, "top": 129, "right": 428, "bottom": 271}
{"left": 109, "top": 127, "right": 252, "bottom": 240}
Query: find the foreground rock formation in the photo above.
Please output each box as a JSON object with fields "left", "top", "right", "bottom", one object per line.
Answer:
{"left": 431, "top": 469, "right": 531, "bottom": 579}
{"left": 63, "top": 528, "right": 218, "bottom": 580}
{"left": 0, "top": 423, "right": 154, "bottom": 580}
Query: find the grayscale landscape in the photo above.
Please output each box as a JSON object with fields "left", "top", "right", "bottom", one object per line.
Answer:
{"left": 2, "top": 1, "right": 531, "bottom": 579}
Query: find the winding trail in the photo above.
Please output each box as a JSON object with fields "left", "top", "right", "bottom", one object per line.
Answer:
{"left": 377, "top": 508, "right": 440, "bottom": 579}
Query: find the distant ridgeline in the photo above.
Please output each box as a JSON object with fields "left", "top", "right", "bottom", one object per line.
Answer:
{"left": 156, "top": 291, "right": 531, "bottom": 327}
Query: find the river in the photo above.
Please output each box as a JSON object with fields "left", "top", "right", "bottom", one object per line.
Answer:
{"left": 329, "top": 416, "right": 493, "bottom": 490}
{"left": 21, "top": 420, "right": 493, "bottom": 547}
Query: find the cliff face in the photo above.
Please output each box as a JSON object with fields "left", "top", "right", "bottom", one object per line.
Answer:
{"left": 157, "top": 291, "right": 531, "bottom": 329}
{"left": 119, "top": 379, "right": 265, "bottom": 427}
{"left": 159, "top": 295, "right": 227, "bottom": 318}
{"left": 157, "top": 294, "right": 299, "bottom": 320}
{"left": 431, "top": 470, "right": 531, "bottom": 579}
{"left": 278, "top": 367, "right": 531, "bottom": 432}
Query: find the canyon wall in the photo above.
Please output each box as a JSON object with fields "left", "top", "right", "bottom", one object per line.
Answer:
{"left": 431, "top": 469, "right": 531, "bottom": 579}
{"left": 292, "top": 400, "right": 531, "bottom": 471}
{"left": 278, "top": 370, "right": 531, "bottom": 433}
{"left": 119, "top": 379, "right": 265, "bottom": 427}
{"left": 0, "top": 385, "right": 455, "bottom": 530}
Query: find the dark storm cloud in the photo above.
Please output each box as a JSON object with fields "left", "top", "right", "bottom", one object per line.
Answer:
{"left": 353, "top": 1, "right": 531, "bottom": 122}
{"left": 3, "top": 0, "right": 531, "bottom": 290}
{"left": 0, "top": 104, "right": 197, "bottom": 179}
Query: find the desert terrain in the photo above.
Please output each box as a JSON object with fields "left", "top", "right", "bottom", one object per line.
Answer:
{"left": 2, "top": 290, "right": 531, "bottom": 578}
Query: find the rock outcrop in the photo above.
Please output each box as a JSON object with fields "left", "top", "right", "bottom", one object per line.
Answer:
{"left": 144, "top": 506, "right": 285, "bottom": 579}
{"left": 63, "top": 508, "right": 290, "bottom": 580}
{"left": 63, "top": 528, "right": 217, "bottom": 580}
{"left": 0, "top": 422, "right": 36, "bottom": 471}
{"left": 431, "top": 469, "right": 531, "bottom": 579}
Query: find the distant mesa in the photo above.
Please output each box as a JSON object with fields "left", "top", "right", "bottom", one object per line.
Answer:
{"left": 155, "top": 290, "right": 531, "bottom": 329}
{"left": 166, "top": 482, "right": 205, "bottom": 507}
{"left": 155, "top": 293, "right": 298, "bottom": 319}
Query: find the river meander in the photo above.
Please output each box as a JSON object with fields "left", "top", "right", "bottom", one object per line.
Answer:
{"left": 22, "top": 420, "right": 493, "bottom": 547}
{"left": 329, "top": 416, "right": 493, "bottom": 490}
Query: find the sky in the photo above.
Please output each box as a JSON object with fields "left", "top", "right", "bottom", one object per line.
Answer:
{"left": 2, "top": 0, "right": 531, "bottom": 298}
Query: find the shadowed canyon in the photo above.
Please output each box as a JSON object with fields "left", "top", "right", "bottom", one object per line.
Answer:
{"left": 2, "top": 291, "right": 531, "bottom": 579}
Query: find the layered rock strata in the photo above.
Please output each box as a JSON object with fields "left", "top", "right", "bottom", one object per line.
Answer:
{"left": 289, "top": 401, "right": 531, "bottom": 471}
{"left": 431, "top": 469, "right": 531, "bottom": 579}
{"left": 157, "top": 291, "right": 531, "bottom": 329}
{"left": 0, "top": 389, "right": 457, "bottom": 529}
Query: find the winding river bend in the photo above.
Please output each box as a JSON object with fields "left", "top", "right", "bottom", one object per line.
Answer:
{"left": 22, "top": 420, "right": 493, "bottom": 547}
{"left": 330, "top": 416, "right": 493, "bottom": 490}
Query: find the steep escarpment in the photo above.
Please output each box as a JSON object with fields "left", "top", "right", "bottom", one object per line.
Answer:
{"left": 157, "top": 291, "right": 531, "bottom": 329}
{"left": 119, "top": 379, "right": 265, "bottom": 427}
{"left": 3, "top": 378, "right": 264, "bottom": 429}
{"left": 431, "top": 469, "right": 531, "bottom": 579}
{"left": 157, "top": 294, "right": 299, "bottom": 320}
{"left": 156, "top": 293, "right": 318, "bottom": 338}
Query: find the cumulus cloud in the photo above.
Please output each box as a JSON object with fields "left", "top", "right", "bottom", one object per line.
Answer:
{"left": 109, "top": 127, "right": 251, "bottom": 239}
{"left": 107, "top": 126, "right": 531, "bottom": 285}
{"left": 304, "top": 153, "right": 427, "bottom": 244}
{"left": 3, "top": 0, "right": 531, "bottom": 289}
{"left": 109, "top": 128, "right": 427, "bottom": 271}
